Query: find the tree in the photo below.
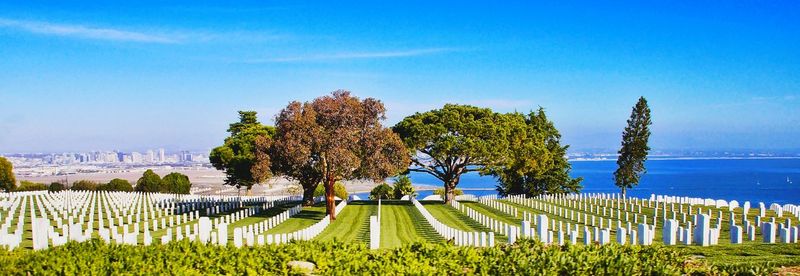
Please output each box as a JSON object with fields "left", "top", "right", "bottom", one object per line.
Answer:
{"left": 210, "top": 111, "right": 275, "bottom": 195}
{"left": 493, "top": 109, "right": 583, "bottom": 197}
{"left": 313, "top": 181, "right": 348, "bottom": 200}
{"left": 270, "top": 91, "right": 409, "bottom": 219}
{"left": 433, "top": 188, "right": 463, "bottom": 197}
{"left": 392, "top": 175, "right": 415, "bottom": 199}
{"left": 393, "top": 104, "right": 512, "bottom": 204}
{"left": 16, "top": 181, "right": 47, "bottom": 191}
{"left": 0, "top": 156, "right": 16, "bottom": 192}
{"left": 614, "top": 97, "right": 652, "bottom": 198}
{"left": 100, "top": 178, "right": 133, "bottom": 192}
{"left": 162, "top": 172, "right": 192, "bottom": 194}
{"left": 369, "top": 183, "right": 393, "bottom": 200}
{"left": 48, "top": 182, "right": 65, "bottom": 192}
{"left": 71, "top": 180, "right": 98, "bottom": 191}
{"left": 136, "top": 169, "right": 162, "bottom": 192}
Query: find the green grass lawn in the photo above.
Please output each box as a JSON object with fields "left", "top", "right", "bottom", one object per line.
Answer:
{"left": 422, "top": 201, "right": 495, "bottom": 234}
{"left": 315, "top": 201, "right": 375, "bottom": 243}
{"left": 262, "top": 203, "right": 328, "bottom": 235}
{"left": 460, "top": 201, "right": 522, "bottom": 225}
{"left": 378, "top": 201, "right": 442, "bottom": 248}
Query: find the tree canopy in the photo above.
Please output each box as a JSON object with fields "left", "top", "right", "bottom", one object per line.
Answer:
{"left": 0, "top": 157, "right": 16, "bottom": 192}
{"left": 48, "top": 182, "right": 66, "bottom": 192}
{"left": 99, "top": 178, "right": 133, "bottom": 192}
{"left": 392, "top": 175, "right": 415, "bottom": 199}
{"left": 71, "top": 180, "right": 99, "bottom": 191}
{"left": 393, "top": 104, "right": 513, "bottom": 203}
{"left": 133, "top": 170, "right": 191, "bottom": 194}
{"left": 493, "top": 109, "right": 582, "bottom": 197}
{"left": 163, "top": 172, "right": 192, "bottom": 194}
{"left": 135, "top": 169, "right": 162, "bottom": 193}
{"left": 614, "top": 97, "right": 652, "bottom": 198}
{"left": 210, "top": 111, "right": 275, "bottom": 193}
{"left": 369, "top": 183, "right": 393, "bottom": 200}
{"left": 269, "top": 90, "right": 408, "bottom": 219}
{"left": 16, "top": 181, "right": 47, "bottom": 191}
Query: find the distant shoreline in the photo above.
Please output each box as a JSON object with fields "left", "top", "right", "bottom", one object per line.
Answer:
{"left": 569, "top": 156, "right": 800, "bottom": 162}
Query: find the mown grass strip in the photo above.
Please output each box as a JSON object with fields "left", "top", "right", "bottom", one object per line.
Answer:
{"left": 421, "top": 201, "right": 494, "bottom": 233}
{"left": 379, "top": 201, "right": 442, "bottom": 248}
{"left": 263, "top": 203, "right": 327, "bottom": 235}
{"left": 315, "top": 201, "right": 375, "bottom": 243}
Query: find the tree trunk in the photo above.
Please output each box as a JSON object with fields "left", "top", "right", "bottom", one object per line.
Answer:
{"left": 302, "top": 185, "right": 316, "bottom": 206}
{"left": 246, "top": 186, "right": 253, "bottom": 196}
{"left": 621, "top": 187, "right": 626, "bottom": 199}
{"left": 443, "top": 177, "right": 459, "bottom": 204}
{"left": 325, "top": 177, "right": 337, "bottom": 220}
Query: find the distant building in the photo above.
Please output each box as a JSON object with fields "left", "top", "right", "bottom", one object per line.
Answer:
{"left": 158, "top": 148, "right": 165, "bottom": 163}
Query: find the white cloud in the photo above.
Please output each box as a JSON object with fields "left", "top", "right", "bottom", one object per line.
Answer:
{"left": 244, "top": 48, "right": 459, "bottom": 63}
{"left": 0, "top": 18, "right": 178, "bottom": 43}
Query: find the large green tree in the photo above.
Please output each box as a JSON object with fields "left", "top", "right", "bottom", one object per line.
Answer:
{"left": 269, "top": 91, "right": 408, "bottom": 218}
{"left": 100, "top": 178, "right": 133, "bottom": 192}
{"left": 393, "top": 104, "right": 512, "bottom": 204}
{"left": 614, "top": 97, "right": 652, "bottom": 198}
{"left": 210, "top": 111, "right": 275, "bottom": 194}
{"left": 135, "top": 169, "right": 162, "bottom": 192}
{"left": 493, "top": 109, "right": 583, "bottom": 197}
{"left": 163, "top": 172, "right": 192, "bottom": 194}
{"left": 0, "top": 157, "right": 15, "bottom": 192}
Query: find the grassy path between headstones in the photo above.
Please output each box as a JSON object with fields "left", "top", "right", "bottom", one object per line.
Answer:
{"left": 421, "top": 201, "right": 495, "bottom": 233}
{"left": 262, "top": 203, "right": 328, "bottom": 235}
{"left": 314, "top": 201, "right": 375, "bottom": 243}
{"left": 379, "top": 201, "right": 442, "bottom": 248}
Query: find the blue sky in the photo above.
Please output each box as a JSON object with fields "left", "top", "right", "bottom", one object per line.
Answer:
{"left": 1, "top": 1, "right": 798, "bottom": 153}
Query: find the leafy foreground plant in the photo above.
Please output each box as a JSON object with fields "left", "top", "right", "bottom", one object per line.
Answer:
{"left": 0, "top": 239, "right": 775, "bottom": 275}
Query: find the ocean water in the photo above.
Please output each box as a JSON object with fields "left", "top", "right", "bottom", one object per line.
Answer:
{"left": 357, "top": 159, "right": 800, "bottom": 205}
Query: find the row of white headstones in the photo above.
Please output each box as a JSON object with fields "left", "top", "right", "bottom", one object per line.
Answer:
{"left": 467, "top": 193, "right": 800, "bottom": 246}
{"left": 0, "top": 190, "right": 307, "bottom": 250}
{"left": 412, "top": 198, "right": 496, "bottom": 247}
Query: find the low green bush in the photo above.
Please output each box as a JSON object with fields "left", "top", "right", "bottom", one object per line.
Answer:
{"left": 15, "top": 181, "right": 48, "bottom": 191}
{"left": 0, "top": 239, "right": 767, "bottom": 275}
{"left": 314, "top": 181, "right": 348, "bottom": 199}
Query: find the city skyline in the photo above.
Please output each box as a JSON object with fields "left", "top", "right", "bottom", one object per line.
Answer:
{"left": 1, "top": 1, "right": 799, "bottom": 152}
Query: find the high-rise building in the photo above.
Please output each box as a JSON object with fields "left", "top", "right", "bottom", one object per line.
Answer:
{"left": 180, "top": 151, "right": 193, "bottom": 163}
{"left": 146, "top": 150, "right": 155, "bottom": 163}
{"left": 158, "top": 148, "right": 165, "bottom": 163}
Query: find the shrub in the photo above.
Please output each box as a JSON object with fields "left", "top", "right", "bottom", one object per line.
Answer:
{"left": 70, "top": 180, "right": 98, "bottom": 191}
{"left": 135, "top": 169, "right": 162, "bottom": 192}
{"left": 433, "top": 188, "right": 463, "bottom": 197}
{"left": 162, "top": 172, "right": 191, "bottom": 194}
{"left": 0, "top": 239, "right": 759, "bottom": 275}
{"left": 370, "top": 183, "right": 393, "bottom": 200}
{"left": 313, "top": 182, "right": 348, "bottom": 199}
{"left": 392, "top": 175, "right": 415, "bottom": 199}
{"left": 97, "top": 178, "right": 133, "bottom": 192}
{"left": 15, "top": 181, "right": 48, "bottom": 191}
{"left": 48, "top": 182, "right": 65, "bottom": 192}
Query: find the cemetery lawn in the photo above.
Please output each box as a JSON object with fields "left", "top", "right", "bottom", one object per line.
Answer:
{"left": 314, "top": 201, "right": 375, "bottom": 243}
{"left": 422, "top": 201, "right": 497, "bottom": 234}
{"left": 379, "top": 201, "right": 442, "bottom": 248}
{"left": 263, "top": 203, "right": 328, "bottom": 235}
{"left": 460, "top": 201, "right": 522, "bottom": 225}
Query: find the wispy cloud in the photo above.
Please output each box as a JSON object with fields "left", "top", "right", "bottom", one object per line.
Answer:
{"left": 243, "top": 48, "right": 460, "bottom": 63}
{"left": 0, "top": 18, "right": 178, "bottom": 43}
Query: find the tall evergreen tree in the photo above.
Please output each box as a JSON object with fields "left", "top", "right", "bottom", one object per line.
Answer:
{"left": 614, "top": 97, "right": 652, "bottom": 198}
